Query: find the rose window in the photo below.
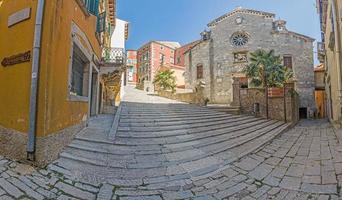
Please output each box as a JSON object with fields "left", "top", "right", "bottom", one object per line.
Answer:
{"left": 231, "top": 32, "right": 249, "bottom": 47}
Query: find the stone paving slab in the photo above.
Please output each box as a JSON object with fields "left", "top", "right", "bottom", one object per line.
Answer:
{"left": 1, "top": 87, "right": 340, "bottom": 200}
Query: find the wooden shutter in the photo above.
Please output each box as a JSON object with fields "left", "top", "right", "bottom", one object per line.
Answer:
{"left": 283, "top": 56, "right": 293, "bottom": 68}
{"left": 197, "top": 65, "right": 203, "bottom": 79}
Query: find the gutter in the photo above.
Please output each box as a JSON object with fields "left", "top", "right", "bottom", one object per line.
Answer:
{"left": 27, "top": 0, "right": 45, "bottom": 161}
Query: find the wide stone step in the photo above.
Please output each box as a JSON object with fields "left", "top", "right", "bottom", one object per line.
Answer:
{"left": 119, "top": 114, "right": 241, "bottom": 127}
{"left": 65, "top": 120, "right": 276, "bottom": 162}
{"left": 59, "top": 121, "right": 286, "bottom": 172}
{"left": 115, "top": 117, "right": 261, "bottom": 139}
{"left": 116, "top": 118, "right": 265, "bottom": 138}
{"left": 121, "top": 107, "right": 218, "bottom": 113}
{"left": 117, "top": 115, "right": 254, "bottom": 133}
{"left": 119, "top": 112, "right": 230, "bottom": 123}
{"left": 115, "top": 119, "right": 269, "bottom": 146}
{"left": 119, "top": 111, "right": 227, "bottom": 119}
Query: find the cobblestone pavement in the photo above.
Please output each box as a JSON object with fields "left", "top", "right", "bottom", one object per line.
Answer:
{"left": 1, "top": 87, "right": 341, "bottom": 199}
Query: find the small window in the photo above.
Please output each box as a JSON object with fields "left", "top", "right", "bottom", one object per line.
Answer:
{"left": 197, "top": 64, "right": 203, "bottom": 79}
{"left": 283, "top": 56, "right": 293, "bottom": 68}
{"left": 70, "top": 44, "right": 89, "bottom": 97}
{"left": 160, "top": 53, "right": 165, "bottom": 64}
{"left": 170, "top": 57, "right": 174, "bottom": 64}
{"left": 177, "top": 57, "right": 181, "bottom": 64}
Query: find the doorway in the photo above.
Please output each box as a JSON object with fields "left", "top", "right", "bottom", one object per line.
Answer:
{"left": 299, "top": 107, "right": 308, "bottom": 119}
{"left": 315, "top": 90, "right": 325, "bottom": 118}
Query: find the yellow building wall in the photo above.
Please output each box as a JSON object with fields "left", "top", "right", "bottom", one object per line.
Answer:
{"left": 0, "top": 0, "right": 102, "bottom": 137}
{"left": 0, "top": 0, "right": 37, "bottom": 133}
{"left": 39, "top": 0, "right": 102, "bottom": 137}
{"left": 324, "top": 0, "right": 342, "bottom": 121}
{"left": 171, "top": 68, "right": 185, "bottom": 87}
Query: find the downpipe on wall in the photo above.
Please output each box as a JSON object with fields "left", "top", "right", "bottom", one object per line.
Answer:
{"left": 27, "top": 0, "right": 45, "bottom": 161}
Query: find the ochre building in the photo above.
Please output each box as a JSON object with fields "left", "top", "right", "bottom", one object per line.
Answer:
{"left": 0, "top": 0, "right": 118, "bottom": 166}
{"left": 317, "top": 0, "right": 342, "bottom": 124}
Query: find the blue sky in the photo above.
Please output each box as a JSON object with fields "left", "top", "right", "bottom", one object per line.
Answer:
{"left": 117, "top": 0, "right": 321, "bottom": 63}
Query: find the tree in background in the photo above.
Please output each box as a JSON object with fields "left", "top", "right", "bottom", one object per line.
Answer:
{"left": 243, "top": 49, "right": 293, "bottom": 88}
{"left": 153, "top": 69, "right": 176, "bottom": 93}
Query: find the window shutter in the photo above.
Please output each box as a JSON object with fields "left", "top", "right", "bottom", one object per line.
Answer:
{"left": 97, "top": 12, "right": 106, "bottom": 33}
{"left": 283, "top": 56, "right": 293, "bottom": 68}
{"left": 87, "top": 0, "right": 99, "bottom": 16}
{"left": 197, "top": 65, "right": 203, "bottom": 79}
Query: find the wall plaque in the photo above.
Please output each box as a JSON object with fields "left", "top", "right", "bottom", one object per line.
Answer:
{"left": 8, "top": 7, "right": 31, "bottom": 27}
{"left": 1, "top": 51, "right": 31, "bottom": 67}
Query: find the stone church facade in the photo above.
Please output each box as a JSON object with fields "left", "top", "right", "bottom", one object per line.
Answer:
{"left": 184, "top": 8, "right": 316, "bottom": 116}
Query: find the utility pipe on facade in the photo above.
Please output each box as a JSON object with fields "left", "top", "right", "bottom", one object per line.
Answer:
{"left": 331, "top": 0, "right": 342, "bottom": 120}
{"left": 27, "top": 0, "right": 45, "bottom": 161}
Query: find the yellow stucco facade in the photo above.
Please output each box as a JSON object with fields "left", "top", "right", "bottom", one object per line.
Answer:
{"left": 320, "top": 0, "right": 342, "bottom": 123}
{"left": 0, "top": 0, "right": 101, "bottom": 136}
{"left": 0, "top": 0, "right": 37, "bottom": 133}
{"left": 0, "top": 0, "right": 115, "bottom": 164}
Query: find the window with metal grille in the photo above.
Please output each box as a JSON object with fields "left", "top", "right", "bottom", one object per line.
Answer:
{"left": 283, "top": 56, "right": 293, "bottom": 68}
{"left": 197, "top": 64, "right": 203, "bottom": 79}
{"left": 71, "top": 45, "right": 89, "bottom": 96}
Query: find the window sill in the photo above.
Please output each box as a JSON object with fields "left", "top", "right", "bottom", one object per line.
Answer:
{"left": 68, "top": 94, "right": 89, "bottom": 102}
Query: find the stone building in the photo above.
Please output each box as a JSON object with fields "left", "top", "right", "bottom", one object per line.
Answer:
{"left": 317, "top": 0, "right": 342, "bottom": 124}
{"left": 184, "top": 7, "right": 316, "bottom": 117}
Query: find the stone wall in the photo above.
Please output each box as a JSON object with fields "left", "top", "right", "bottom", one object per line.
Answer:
{"left": 238, "top": 87, "right": 299, "bottom": 122}
{"left": 158, "top": 90, "right": 195, "bottom": 104}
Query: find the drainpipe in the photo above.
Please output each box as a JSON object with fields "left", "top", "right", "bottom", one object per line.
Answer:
{"left": 331, "top": 0, "right": 342, "bottom": 122}
{"left": 27, "top": 0, "right": 45, "bottom": 161}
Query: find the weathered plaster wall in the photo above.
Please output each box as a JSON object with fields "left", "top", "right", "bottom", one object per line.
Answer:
{"left": 323, "top": 1, "right": 342, "bottom": 122}
{"left": 0, "top": 0, "right": 104, "bottom": 164}
{"left": 40, "top": 0, "right": 102, "bottom": 136}
{"left": 0, "top": 0, "right": 37, "bottom": 133}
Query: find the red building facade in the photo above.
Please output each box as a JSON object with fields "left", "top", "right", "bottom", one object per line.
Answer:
{"left": 136, "top": 40, "right": 199, "bottom": 92}
{"left": 126, "top": 50, "right": 137, "bottom": 84}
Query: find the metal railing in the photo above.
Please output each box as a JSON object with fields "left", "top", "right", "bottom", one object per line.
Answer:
{"left": 102, "top": 47, "right": 126, "bottom": 65}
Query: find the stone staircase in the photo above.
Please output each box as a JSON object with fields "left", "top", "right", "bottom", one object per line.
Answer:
{"left": 205, "top": 104, "right": 241, "bottom": 115}
{"left": 49, "top": 100, "right": 290, "bottom": 195}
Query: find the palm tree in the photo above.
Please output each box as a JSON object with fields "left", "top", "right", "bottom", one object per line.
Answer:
{"left": 243, "top": 49, "right": 294, "bottom": 119}
{"left": 153, "top": 69, "right": 176, "bottom": 93}
{"left": 243, "top": 49, "right": 293, "bottom": 88}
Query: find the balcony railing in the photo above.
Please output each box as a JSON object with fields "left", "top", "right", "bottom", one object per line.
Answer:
{"left": 102, "top": 47, "right": 126, "bottom": 65}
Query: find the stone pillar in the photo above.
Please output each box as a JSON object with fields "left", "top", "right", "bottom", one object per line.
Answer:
{"left": 231, "top": 77, "right": 241, "bottom": 106}
{"left": 284, "top": 81, "right": 298, "bottom": 123}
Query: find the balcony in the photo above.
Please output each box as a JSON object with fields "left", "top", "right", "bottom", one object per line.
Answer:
{"left": 102, "top": 47, "right": 126, "bottom": 66}
{"left": 317, "top": 42, "right": 325, "bottom": 63}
